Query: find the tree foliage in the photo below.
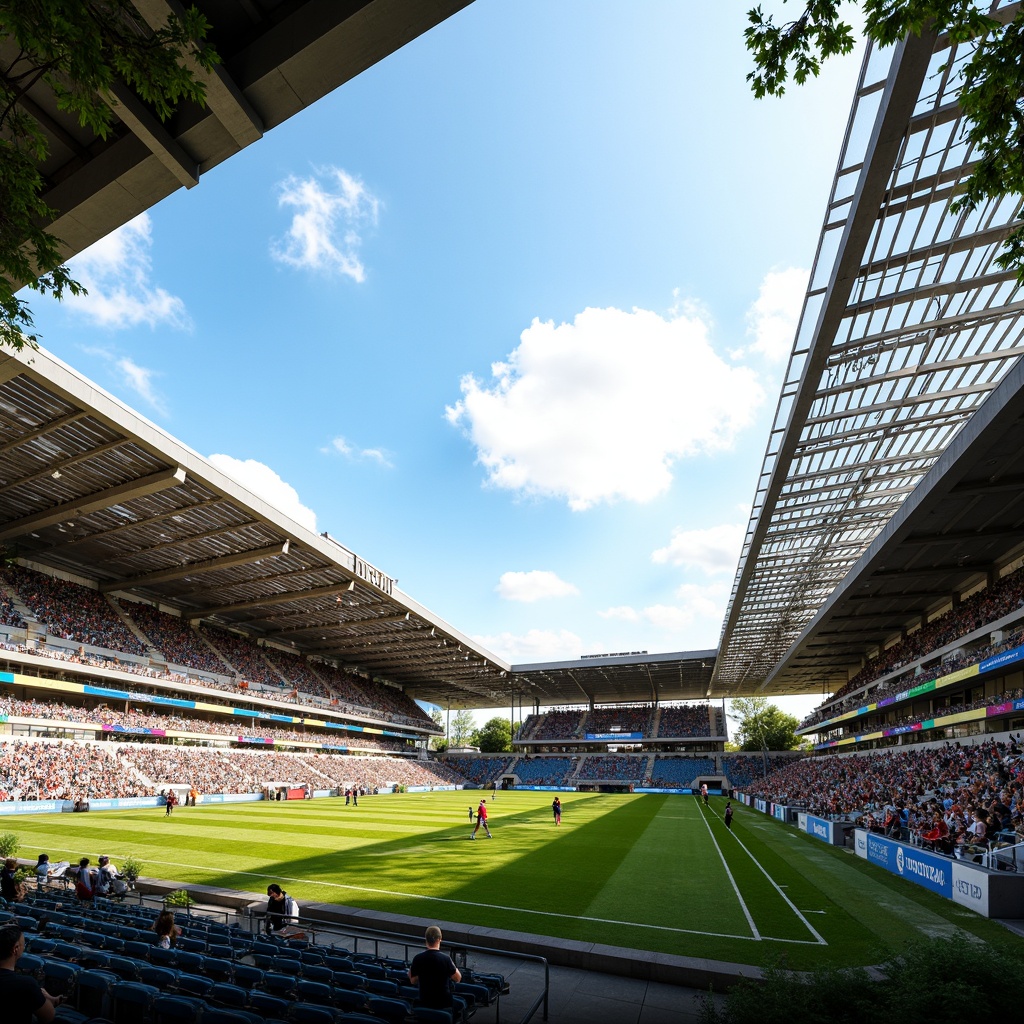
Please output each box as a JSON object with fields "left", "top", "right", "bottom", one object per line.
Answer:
{"left": 449, "top": 709, "right": 476, "bottom": 747}
{"left": 728, "top": 696, "right": 800, "bottom": 751}
{"left": 471, "top": 716, "right": 515, "bottom": 753}
{"left": 0, "top": 2, "right": 218, "bottom": 351}
{"left": 745, "top": 2, "right": 1024, "bottom": 279}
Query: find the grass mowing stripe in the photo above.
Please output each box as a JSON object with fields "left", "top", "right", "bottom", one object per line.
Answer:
{"left": 695, "top": 796, "right": 759, "bottom": 939}
{"left": 701, "top": 799, "right": 827, "bottom": 945}
{"left": 121, "top": 855, "right": 793, "bottom": 942}
{"left": 5, "top": 791, "right": 1022, "bottom": 969}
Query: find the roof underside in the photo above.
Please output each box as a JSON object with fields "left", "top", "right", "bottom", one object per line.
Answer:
{"left": 8, "top": 0, "right": 475, "bottom": 272}
{"left": 715, "top": 13, "right": 1024, "bottom": 697}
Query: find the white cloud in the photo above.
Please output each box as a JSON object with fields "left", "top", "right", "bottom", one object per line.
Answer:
{"left": 599, "top": 583, "right": 728, "bottom": 633}
{"left": 446, "top": 305, "right": 764, "bottom": 510}
{"left": 474, "top": 628, "right": 583, "bottom": 663}
{"left": 746, "top": 267, "right": 809, "bottom": 362}
{"left": 272, "top": 168, "right": 380, "bottom": 282}
{"left": 116, "top": 357, "right": 167, "bottom": 416}
{"left": 66, "top": 214, "right": 189, "bottom": 329}
{"left": 597, "top": 606, "right": 640, "bottom": 622}
{"left": 207, "top": 454, "right": 317, "bottom": 531}
{"left": 496, "top": 570, "right": 579, "bottom": 602}
{"left": 320, "top": 435, "right": 393, "bottom": 467}
{"left": 651, "top": 522, "right": 745, "bottom": 575}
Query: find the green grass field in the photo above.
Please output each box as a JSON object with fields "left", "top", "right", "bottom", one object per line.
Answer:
{"left": 6, "top": 790, "right": 1023, "bottom": 970}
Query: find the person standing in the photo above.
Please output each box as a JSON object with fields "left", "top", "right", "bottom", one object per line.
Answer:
{"left": 408, "top": 925, "right": 461, "bottom": 1010}
{"left": 700, "top": 782, "right": 709, "bottom": 806}
{"left": 0, "top": 923, "right": 63, "bottom": 1022}
{"left": 471, "top": 799, "right": 492, "bottom": 839}
{"left": 467, "top": 805, "right": 474, "bottom": 822}
{"left": 724, "top": 801, "right": 733, "bottom": 830}
{"left": 552, "top": 797, "right": 561, "bottom": 826}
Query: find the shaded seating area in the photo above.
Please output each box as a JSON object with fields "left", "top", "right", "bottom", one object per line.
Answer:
{"left": 1, "top": 889, "right": 507, "bottom": 1024}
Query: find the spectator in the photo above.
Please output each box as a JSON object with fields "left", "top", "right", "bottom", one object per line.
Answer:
{"left": 408, "top": 925, "right": 461, "bottom": 1010}
{"left": 0, "top": 923, "right": 63, "bottom": 1021}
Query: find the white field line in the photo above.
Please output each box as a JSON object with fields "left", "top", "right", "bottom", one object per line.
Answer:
{"left": 114, "top": 855, "right": 822, "bottom": 946}
{"left": 703, "top": 801, "right": 828, "bottom": 946}
{"left": 695, "top": 798, "right": 760, "bottom": 940}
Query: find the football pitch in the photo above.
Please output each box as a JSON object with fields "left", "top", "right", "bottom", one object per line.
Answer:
{"left": 7, "top": 790, "right": 1023, "bottom": 969}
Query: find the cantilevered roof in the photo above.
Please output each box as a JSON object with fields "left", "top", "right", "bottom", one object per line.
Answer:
{"left": 0, "top": 345, "right": 719, "bottom": 710}
{"left": 0, "top": 344, "right": 516, "bottom": 706}
{"left": 715, "top": 13, "right": 1024, "bottom": 697}
{"left": 8, "top": 0, "right": 474, "bottom": 272}
{"left": 762, "top": 353, "right": 1024, "bottom": 696}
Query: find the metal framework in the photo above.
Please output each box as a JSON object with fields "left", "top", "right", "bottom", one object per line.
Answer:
{"left": 715, "top": 9, "right": 1024, "bottom": 696}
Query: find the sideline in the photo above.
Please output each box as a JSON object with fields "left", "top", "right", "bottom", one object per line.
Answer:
{"left": 700, "top": 798, "right": 829, "bottom": 946}
{"left": 109, "top": 854, "right": 824, "bottom": 945}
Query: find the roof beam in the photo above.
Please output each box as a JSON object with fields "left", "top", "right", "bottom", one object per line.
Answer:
{"left": 130, "top": 0, "right": 265, "bottom": 147}
{"left": 0, "top": 411, "right": 89, "bottom": 457}
{"left": 0, "top": 467, "right": 186, "bottom": 542}
{"left": 198, "top": 580, "right": 355, "bottom": 618}
{"left": 100, "top": 540, "right": 289, "bottom": 592}
{"left": 103, "top": 80, "right": 200, "bottom": 188}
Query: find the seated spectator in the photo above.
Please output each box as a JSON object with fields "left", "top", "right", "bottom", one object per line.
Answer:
{"left": 0, "top": 922, "right": 65, "bottom": 1020}
{"left": 0, "top": 858, "right": 19, "bottom": 903}
{"left": 408, "top": 925, "right": 461, "bottom": 1011}
{"left": 153, "top": 909, "right": 182, "bottom": 949}
{"left": 33, "top": 854, "right": 49, "bottom": 890}
{"left": 73, "top": 857, "right": 96, "bottom": 902}
{"left": 265, "top": 883, "right": 299, "bottom": 934}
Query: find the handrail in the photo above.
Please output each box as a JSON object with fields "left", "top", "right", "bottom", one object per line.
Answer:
{"left": 246, "top": 908, "right": 549, "bottom": 1022}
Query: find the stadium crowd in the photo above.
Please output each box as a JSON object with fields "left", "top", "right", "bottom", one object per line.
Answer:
{"left": 656, "top": 704, "right": 714, "bottom": 737}
{"left": 748, "top": 737, "right": 1024, "bottom": 847}
{"left": 2, "top": 566, "right": 146, "bottom": 655}
{"left": 807, "top": 565, "right": 1024, "bottom": 725}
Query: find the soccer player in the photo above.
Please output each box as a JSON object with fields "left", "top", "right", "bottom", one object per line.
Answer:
{"left": 552, "top": 796, "right": 561, "bottom": 826}
{"left": 470, "top": 799, "right": 492, "bottom": 839}
{"left": 724, "top": 801, "right": 733, "bottom": 830}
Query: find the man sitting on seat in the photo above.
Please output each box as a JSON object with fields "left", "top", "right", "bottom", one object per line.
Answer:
{"left": 409, "top": 925, "right": 461, "bottom": 1011}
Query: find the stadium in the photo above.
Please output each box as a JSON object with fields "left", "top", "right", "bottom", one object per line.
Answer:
{"left": 3, "top": 3, "right": 1024, "bottom": 1024}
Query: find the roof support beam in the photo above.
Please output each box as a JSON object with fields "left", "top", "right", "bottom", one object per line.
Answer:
{"left": 0, "top": 467, "right": 186, "bottom": 542}
{"left": 101, "top": 540, "right": 289, "bottom": 592}
{"left": 130, "top": 0, "right": 265, "bottom": 147}
{"left": 198, "top": 580, "right": 355, "bottom": 618}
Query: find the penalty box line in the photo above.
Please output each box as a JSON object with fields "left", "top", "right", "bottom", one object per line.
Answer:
{"left": 699, "top": 799, "right": 828, "bottom": 947}
{"left": 131, "top": 855, "right": 821, "bottom": 946}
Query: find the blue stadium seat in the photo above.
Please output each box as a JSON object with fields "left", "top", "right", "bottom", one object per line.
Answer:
{"left": 27, "top": 936, "right": 56, "bottom": 956}
{"left": 365, "top": 978, "right": 399, "bottom": 996}
{"left": 42, "top": 959, "right": 80, "bottom": 999}
{"left": 295, "top": 978, "right": 333, "bottom": 1005}
{"left": 152, "top": 994, "right": 205, "bottom": 1024}
{"left": 15, "top": 951, "right": 46, "bottom": 977}
{"left": 323, "top": 956, "right": 354, "bottom": 973}
{"left": 209, "top": 982, "right": 249, "bottom": 1010}
{"left": 174, "top": 972, "right": 215, "bottom": 998}
{"left": 366, "top": 995, "right": 413, "bottom": 1023}
{"left": 300, "top": 964, "right": 333, "bottom": 984}
{"left": 199, "top": 1011, "right": 259, "bottom": 1024}
{"left": 207, "top": 943, "right": 234, "bottom": 961}
{"left": 202, "top": 957, "right": 235, "bottom": 984}
{"left": 247, "top": 990, "right": 290, "bottom": 1018}
{"left": 174, "top": 950, "right": 205, "bottom": 974}
{"left": 288, "top": 1003, "right": 337, "bottom": 1024}
{"left": 74, "top": 969, "right": 119, "bottom": 1018}
{"left": 138, "top": 965, "right": 179, "bottom": 991}
{"left": 110, "top": 980, "right": 159, "bottom": 1023}
{"left": 329, "top": 987, "right": 370, "bottom": 1015}
{"left": 148, "top": 947, "right": 178, "bottom": 968}
{"left": 78, "top": 950, "right": 112, "bottom": 972}
{"left": 261, "top": 971, "right": 297, "bottom": 998}
{"left": 124, "top": 940, "right": 154, "bottom": 960}
{"left": 332, "top": 971, "right": 367, "bottom": 992}
{"left": 177, "top": 937, "right": 206, "bottom": 954}
{"left": 230, "top": 963, "right": 264, "bottom": 990}
{"left": 104, "top": 955, "right": 141, "bottom": 981}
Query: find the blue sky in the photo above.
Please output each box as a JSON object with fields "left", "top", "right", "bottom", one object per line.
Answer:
{"left": 26, "top": 2, "right": 865, "bottom": 725}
